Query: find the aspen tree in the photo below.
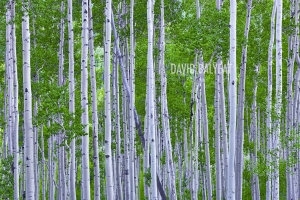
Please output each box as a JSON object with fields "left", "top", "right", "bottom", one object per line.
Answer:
{"left": 58, "top": 3, "right": 66, "bottom": 199}
{"left": 249, "top": 66, "right": 260, "bottom": 200}
{"left": 22, "top": 0, "right": 35, "bottom": 198}
{"left": 22, "top": 0, "right": 35, "bottom": 200}
{"left": 273, "top": 0, "right": 282, "bottom": 198}
{"left": 219, "top": 63, "right": 228, "bottom": 196}
{"left": 235, "top": 0, "right": 252, "bottom": 198}
{"left": 114, "top": 44, "right": 123, "bottom": 200}
{"left": 87, "top": 0, "right": 101, "bottom": 198}
{"left": 266, "top": 1, "right": 276, "bottom": 199}
{"left": 111, "top": 9, "right": 167, "bottom": 199}
{"left": 68, "top": 0, "right": 76, "bottom": 198}
{"left": 129, "top": 0, "right": 136, "bottom": 198}
{"left": 8, "top": 0, "right": 19, "bottom": 198}
{"left": 215, "top": 60, "right": 221, "bottom": 200}
{"left": 199, "top": 55, "right": 212, "bottom": 200}
{"left": 147, "top": 0, "right": 158, "bottom": 198}
{"left": 81, "top": 0, "right": 91, "bottom": 199}
{"left": 160, "top": 0, "right": 177, "bottom": 198}
{"left": 104, "top": 0, "right": 115, "bottom": 199}
{"left": 6, "top": 2, "right": 13, "bottom": 157}
{"left": 227, "top": 0, "right": 237, "bottom": 198}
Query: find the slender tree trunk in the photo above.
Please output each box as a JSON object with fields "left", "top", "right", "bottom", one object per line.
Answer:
{"left": 114, "top": 44, "right": 123, "bottom": 200}
{"left": 235, "top": 1, "right": 252, "bottom": 198}
{"left": 159, "top": 0, "right": 177, "bottom": 198}
{"left": 129, "top": 0, "right": 136, "bottom": 198}
{"left": 10, "top": 0, "right": 19, "bottom": 198}
{"left": 266, "top": 2, "right": 276, "bottom": 199}
{"left": 200, "top": 56, "right": 212, "bottom": 200}
{"left": 41, "top": 126, "right": 46, "bottom": 200}
{"left": 273, "top": 0, "right": 282, "bottom": 199}
{"left": 250, "top": 66, "right": 259, "bottom": 200}
{"left": 81, "top": 0, "right": 91, "bottom": 199}
{"left": 68, "top": 0, "right": 76, "bottom": 198}
{"left": 147, "top": 0, "right": 158, "bottom": 198}
{"left": 196, "top": 0, "right": 200, "bottom": 19}
{"left": 58, "top": 3, "right": 66, "bottom": 199}
{"left": 227, "top": 0, "right": 237, "bottom": 198}
{"left": 104, "top": 0, "right": 115, "bottom": 199}
{"left": 215, "top": 60, "right": 221, "bottom": 200}
{"left": 219, "top": 63, "right": 228, "bottom": 196}
{"left": 22, "top": 0, "right": 35, "bottom": 198}
{"left": 87, "top": 1, "right": 101, "bottom": 198}
{"left": 6, "top": 3, "right": 13, "bottom": 157}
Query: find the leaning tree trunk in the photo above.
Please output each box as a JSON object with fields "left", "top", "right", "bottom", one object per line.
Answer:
{"left": 22, "top": 0, "right": 35, "bottom": 198}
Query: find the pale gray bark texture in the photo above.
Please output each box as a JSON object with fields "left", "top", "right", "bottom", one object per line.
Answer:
{"left": 81, "top": 0, "right": 91, "bottom": 199}
{"left": 235, "top": 1, "right": 252, "bottom": 199}
{"left": 104, "top": 0, "right": 115, "bottom": 199}
{"left": 200, "top": 56, "right": 212, "bottom": 200}
{"left": 215, "top": 60, "right": 221, "bottom": 200}
{"left": 22, "top": 0, "right": 35, "bottom": 198}
{"left": 266, "top": 2, "right": 276, "bottom": 199}
{"left": 9, "top": 0, "right": 19, "bottom": 198}
{"left": 88, "top": 1, "right": 101, "bottom": 198}
{"left": 147, "top": 0, "right": 158, "bottom": 199}
{"left": 273, "top": 0, "right": 282, "bottom": 199}
{"left": 159, "top": 0, "right": 177, "bottom": 198}
{"left": 227, "top": 0, "right": 237, "bottom": 198}
{"left": 129, "top": 0, "right": 136, "bottom": 198}
{"left": 68, "top": 0, "right": 76, "bottom": 198}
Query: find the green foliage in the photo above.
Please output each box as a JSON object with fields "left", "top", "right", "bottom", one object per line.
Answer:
{"left": 0, "top": 156, "right": 14, "bottom": 199}
{"left": 143, "top": 167, "right": 151, "bottom": 187}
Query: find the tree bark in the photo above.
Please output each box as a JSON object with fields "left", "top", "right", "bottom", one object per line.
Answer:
{"left": 227, "top": 0, "right": 237, "bottom": 198}
{"left": 81, "top": 0, "right": 91, "bottom": 199}
{"left": 22, "top": 0, "right": 35, "bottom": 198}
{"left": 104, "top": 0, "right": 115, "bottom": 199}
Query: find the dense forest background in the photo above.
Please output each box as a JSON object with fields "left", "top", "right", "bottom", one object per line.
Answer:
{"left": 0, "top": 0, "right": 297, "bottom": 199}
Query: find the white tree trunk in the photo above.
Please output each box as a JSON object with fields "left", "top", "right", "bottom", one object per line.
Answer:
{"left": 68, "top": 0, "right": 76, "bottom": 198}
{"left": 147, "top": 0, "right": 157, "bottom": 198}
{"left": 273, "top": 0, "right": 282, "bottom": 199}
{"left": 200, "top": 56, "right": 212, "bottom": 200}
{"left": 105, "top": 0, "right": 115, "bottom": 199}
{"left": 227, "top": 0, "right": 237, "bottom": 198}
{"left": 266, "top": 1, "right": 276, "bottom": 199}
{"left": 235, "top": 1, "right": 252, "bottom": 198}
{"left": 160, "top": 0, "right": 177, "bottom": 198}
{"left": 9, "top": 0, "right": 19, "bottom": 198}
{"left": 81, "top": 0, "right": 91, "bottom": 199}
{"left": 22, "top": 0, "right": 35, "bottom": 198}
{"left": 215, "top": 60, "right": 221, "bottom": 200}
{"left": 129, "top": 0, "right": 136, "bottom": 198}
{"left": 87, "top": 1, "right": 101, "bottom": 198}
